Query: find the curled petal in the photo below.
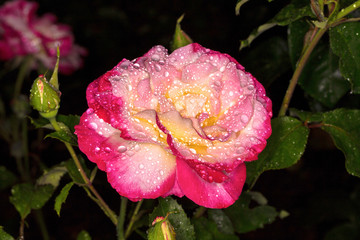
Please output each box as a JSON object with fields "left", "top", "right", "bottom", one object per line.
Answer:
{"left": 177, "top": 158, "right": 246, "bottom": 208}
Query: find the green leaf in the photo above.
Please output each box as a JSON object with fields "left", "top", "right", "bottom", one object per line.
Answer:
{"left": 37, "top": 166, "right": 67, "bottom": 188}
{"left": 224, "top": 192, "right": 279, "bottom": 234}
{"left": 324, "top": 222, "right": 359, "bottom": 240}
{"left": 77, "top": 230, "right": 92, "bottom": 240}
{"left": 0, "top": 226, "right": 15, "bottom": 240}
{"left": 65, "top": 156, "right": 90, "bottom": 184}
{"left": 10, "top": 183, "right": 54, "bottom": 219}
{"left": 330, "top": 22, "right": 360, "bottom": 94}
{"left": 208, "top": 209, "right": 235, "bottom": 235}
{"left": 46, "top": 129, "right": 78, "bottom": 146}
{"left": 321, "top": 109, "right": 360, "bottom": 177}
{"left": 298, "top": 43, "right": 350, "bottom": 108}
{"left": 240, "top": 0, "right": 315, "bottom": 49}
{"left": 246, "top": 116, "right": 309, "bottom": 187}
{"left": 289, "top": 108, "right": 323, "bottom": 123}
{"left": 241, "top": 36, "right": 290, "bottom": 87}
{"left": 149, "top": 197, "right": 195, "bottom": 240}
{"left": 288, "top": 19, "right": 310, "bottom": 67}
{"left": 57, "top": 114, "right": 80, "bottom": 134}
{"left": 192, "top": 217, "right": 239, "bottom": 240}
{"left": 170, "top": 14, "right": 193, "bottom": 51}
{"left": 0, "top": 166, "right": 17, "bottom": 190}
{"left": 54, "top": 182, "right": 74, "bottom": 216}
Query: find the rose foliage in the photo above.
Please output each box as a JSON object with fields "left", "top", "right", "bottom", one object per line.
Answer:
{"left": 75, "top": 43, "right": 272, "bottom": 208}
{"left": 0, "top": 0, "right": 86, "bottom": 74}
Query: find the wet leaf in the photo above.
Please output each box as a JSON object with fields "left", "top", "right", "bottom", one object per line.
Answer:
{"left": 0, "top": 166, "right": 17, "bottom": 190}
{"left": 287, "top": 19, "right": 310, "bottom": 67}
{"left": 240, "top": 0, "right": 315, "bottom": 49}
{"left": 289, "top": 108, "right": 323, "bottom": 123}
{"left": 149, "top": 197, "right": 195, "bottom": 240}
{"left": 224, "top": 192, "right": 279, "bottom": 233}
{"left": 0, "top": 226, "right": 15, "bottom": 240}
{"left": 10, "top": 183, "right": 54, "bottom": 219}
{"left": 298, "top": 44, "right": 350, "bottom": 108}
{"left": 46, "top": 128, "right": 78, "bottom": 146}
{"left": 241, "top": 36, "right": 290, "bottom": 87}
{"left": 321, "top": 109, "right": 360, "bottom": 177}
{"left": 54, "top": 182, "right": 74, "bottom": 216}
{"left": 246, "top": 116, "right": 309, "bottom": 187}
{"left": 330, "top": 22, "right": 360, "bottom": 94}
{"left": 192, "top": 217, "right": 239, "bottom": 240}
{"left": 65, "top": 155, "right": 90, "bottom": 184}
{"left": 37, "top": 166, "right": 67, "bottom": 188}
{"left": 208, "top": 209, "right": 235, "bottom": 235}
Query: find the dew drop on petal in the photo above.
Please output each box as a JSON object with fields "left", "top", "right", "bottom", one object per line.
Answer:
{"left": 134, "top": 144, "right": 141, "bottom": 152}
{"left": 236, "top": 147, "right": 245, "bottom": 154}
{"left": 126, "top": 150, "right": 135, "bottom": 156}
{"left": 155, "top": 64, "right": 161, "bottom": 72}
{"left": 89, "top": 122, "right": 98, "bottom": 130}
{"left": 151, "top": 54, "right": 160, "bottom": 61}
{"left": 86, "top": 108, "right": 94, "bottom": 115}
{"left": 240, "top": 114, "right": 249, "bottom": 123}
{"left": 104, "top": 147, "right": 111, "bottom": 153}
{"left": 139, "top": 164, "right": 144, "bottom": 169}
{"left": 95, "top": 147, "right": 100, "bottom": 153}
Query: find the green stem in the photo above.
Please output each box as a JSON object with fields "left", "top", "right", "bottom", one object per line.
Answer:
{"left": 124, "top": 200, "right": 143, "bottom": 239}
{"left": 13, "top": 56, "right": 32, "bottom": 100}
{"left": 336, "top": 0, "right": 360, "bottom": 20}
{"left": 21, "top": 119, "right": 30, "bottom": 181}
{"left": 34, "top": 210, "right": 50, "bottom": 240}
{"left": 48, "top": 117, "right": 118, "bottom": 225}
{"left": 278, "top": 26, "right": 328, "bottom": 117}
{"left": 117, "top": 197, "right": 128, "bottom": 240}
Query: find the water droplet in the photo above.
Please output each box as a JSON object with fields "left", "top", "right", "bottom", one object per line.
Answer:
{"left": 164, "top": 71, "right": 169, "bottom": 77}
{"left": 160, "top": 170, "right": 164, "bottom": 175}
{"left": 236, "top": 147, "right": 245, "bottom": 154}
{"left": 95, "top": 147, "right": 100, "bottom": 153}
{"left": 86, "top": 108, "right": 94, "bottom": 115}
{"left": 134, "top": 144, "right": 141, "bottom": 152}
{"left": 151, "top": 54, "right": 160, "bottom": 61}
{"left": 240, "top": 114, "right": 249, "bottom": 123}
{"left": 220, "top": 66, "right": 225, "bottom": 72}
{"left": 104, "top": 147, "right": 111, "bottom": 153}
{"left": 139, "top": 164, "right": 144, "bottom": 169}
{"left": 126, "top": 150, "right": 135, "bottom": 157}
{"left": 133, "top": 63, "right": 140, "bottom": 69}
{"left": 247, "top": 85, "right": 254, "bottom": 90}
{"left": 154, "top": 64, "right": 161, "bottom": 72}
{"left": 89, "top": 122, "right": 98, "bottom": 130}
{"left": 120, "top": 61, "right": 130, "bottom": 69}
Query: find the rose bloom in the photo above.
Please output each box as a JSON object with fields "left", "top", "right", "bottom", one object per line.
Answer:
{"left": 0, "top": 0, "right": 86, "bottom": 74}
{"left": 75, "top": 43, "right": 272, "bottom": 208}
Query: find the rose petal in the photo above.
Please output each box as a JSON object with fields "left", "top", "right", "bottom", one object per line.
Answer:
{"left": 177, "top": 157, "right": 246, "bottom": 208}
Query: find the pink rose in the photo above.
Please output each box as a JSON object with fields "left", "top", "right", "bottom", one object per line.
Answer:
{"left": 75, "top": 43, "right": 272, "bottom": 208}
{"left": 0, "top": 0, "right": 87, "bottom": 74}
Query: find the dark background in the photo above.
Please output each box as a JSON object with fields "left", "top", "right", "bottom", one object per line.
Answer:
{"left": 1, "top": 0, "right": 359, "bottom": 239}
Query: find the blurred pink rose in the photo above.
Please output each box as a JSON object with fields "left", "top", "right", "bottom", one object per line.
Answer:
{"left": 0, "top": 0, "right": 87, "bottom": 74}
{"left": 75, "top": 43, "right": 272, "bottom": 208}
